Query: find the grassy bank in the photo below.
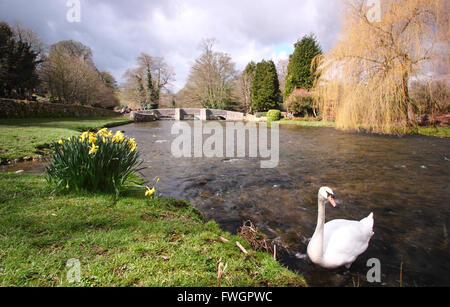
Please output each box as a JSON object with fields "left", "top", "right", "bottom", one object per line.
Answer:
{"left": 0, "top": 116, "right": 133, "bottom": 163}
{"left": 278, "top": 118, "right": 449, "bottom": 137}
{"left": 277, "top": 119, "right": 336, "bottom": 128}
{"left": 417, "top": 126, "right": 450, "bottom": 138}
{"left": 0, "top": 173, "right": 306, "bottom": 287}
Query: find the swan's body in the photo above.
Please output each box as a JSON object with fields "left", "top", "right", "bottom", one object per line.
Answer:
{"left": 307, "top": 187, "right": 374, "bottom": 269}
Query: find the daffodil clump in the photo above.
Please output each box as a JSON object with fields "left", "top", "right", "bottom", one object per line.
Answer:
{"left": 46, "top": 128, "right": 143, "bottom": 196}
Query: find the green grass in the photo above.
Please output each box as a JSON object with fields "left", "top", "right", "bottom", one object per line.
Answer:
{"left": 0, "top": 173, "right": 306, "bottom": 287}
{"left": 0, "top": 117, "right": 133, "bottom": 163}
{"left": 277, "top": 119, "right": 336, "bottom": 128}
{"left": 418, "top": 126, "right": 450, "bottom": 138}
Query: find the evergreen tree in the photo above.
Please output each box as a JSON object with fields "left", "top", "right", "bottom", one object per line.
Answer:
{"left": 0, "top": 22, "right": 40, "bottom": 98}
{"left": 251, "top": 60, "right": 281, "bottom": 112}
{"left": 284, "top": 34, "right": 322, "bottom": 99}
{"left": 244, "top": 61, "right": 256, "bottom": 76}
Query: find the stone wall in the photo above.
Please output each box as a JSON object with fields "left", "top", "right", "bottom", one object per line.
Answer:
{"left": 0, "top": 99, "right": 118, "bottom": 119}
{"left": 130, "top": 111, "right": 157, "bottom": 122}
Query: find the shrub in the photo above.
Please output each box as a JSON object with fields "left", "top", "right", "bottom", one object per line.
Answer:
{"left": 410, "top": 80, "right": 450, "bottom": 117}
{"left": 46, "top": 128, "right": 143, "bottom": 196}
{"left": 287, "top": 96, "right": 314, "bottom": 116}
{"left": 267, "top": 110, "right": 282, "bottom": 122}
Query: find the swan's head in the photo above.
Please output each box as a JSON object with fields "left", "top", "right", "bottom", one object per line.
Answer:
{"left": 319, "top": 187, "right": 337, "bottom": 207}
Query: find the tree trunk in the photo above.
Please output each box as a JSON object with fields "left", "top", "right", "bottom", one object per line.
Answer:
{"left": 402, "top": 71, "right": 414, "bottom": 127}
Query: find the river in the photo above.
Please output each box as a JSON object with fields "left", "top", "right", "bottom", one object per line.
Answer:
{"left": 116, "top": 120, "right": 449, "bottom": 287}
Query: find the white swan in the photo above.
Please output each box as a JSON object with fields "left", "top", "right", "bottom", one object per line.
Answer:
{"left": 307, "top": 187, "right": 374, "bottom": 269}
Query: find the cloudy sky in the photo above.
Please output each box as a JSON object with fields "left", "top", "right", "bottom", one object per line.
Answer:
{"left": 0, "top": 0, "right": 343, "bottom": 91}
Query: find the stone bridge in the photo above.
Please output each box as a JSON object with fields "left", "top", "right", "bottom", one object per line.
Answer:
{"left": 131, "top": 108, "right": 245, "bottom": 122}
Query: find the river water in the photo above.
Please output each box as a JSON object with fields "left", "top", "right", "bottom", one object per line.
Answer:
{"left": 6, "top": 120, "right": 447, "bottom": 286}
{"left": 114, "top": 120, "right": 449, "bottom": 287}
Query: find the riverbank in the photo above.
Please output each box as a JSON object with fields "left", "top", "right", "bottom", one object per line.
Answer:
{"left": 277, "top": 119, "right": 336, "bottom": 128}
{"left": 0, "top": 116, "right": 133, "bottom": 164}
{"left": 277, "top": 119, "right": 450, "bottom": 137}
{"left": 0, "top": 172, "right": 306, "bottom": 287}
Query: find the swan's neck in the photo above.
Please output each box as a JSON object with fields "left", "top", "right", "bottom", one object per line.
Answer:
{"left": 308, "top": 197, "right": 326, "bottom": 263}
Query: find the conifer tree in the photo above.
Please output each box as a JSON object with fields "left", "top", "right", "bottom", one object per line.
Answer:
{"left": 0, "top": 22, "right": 40, "bottom": 98}
{"left": 284, "top": 34, "right": 322, "bottom": 100}
{"left": 251, "top": 60, "right": 281, "bottom": 112}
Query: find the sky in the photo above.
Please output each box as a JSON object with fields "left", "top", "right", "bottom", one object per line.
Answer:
{"left": 0, "top": 0, "right": 343, "bottom": 91}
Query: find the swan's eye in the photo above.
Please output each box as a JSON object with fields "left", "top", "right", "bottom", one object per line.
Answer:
{"left": 327, "top": 192, "right": 335, "bottom": 199}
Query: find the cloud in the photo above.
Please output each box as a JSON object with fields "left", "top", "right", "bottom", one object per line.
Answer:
{"left": 0, "top": 0, "right": 342, "bottom": 91}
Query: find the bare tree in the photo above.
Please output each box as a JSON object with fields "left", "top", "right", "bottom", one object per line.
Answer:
{"left": 121, "top": 53, "right": 175, "bottom": 109}
{"left": 234, "top": 61, "right": 256, "bottom": 113}
{"left": 276, "top": 59, "right": 289, "bottom": 93}
{"left": 41, "top": 41, "right": 118, "bottom": 109}
{"left": 182, "top": 38, "right": 238, "bottom": 110}
{"left": 12, "top": 23, "right": 45, "bottom": 59}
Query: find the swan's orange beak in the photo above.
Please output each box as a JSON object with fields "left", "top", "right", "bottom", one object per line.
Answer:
{"left": 328, "top": 195, "right": 337, "bottom": 207}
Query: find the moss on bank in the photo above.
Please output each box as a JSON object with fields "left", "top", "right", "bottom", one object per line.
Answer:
{"left": 0, "top": 173, "right": 306, "bottom": 287}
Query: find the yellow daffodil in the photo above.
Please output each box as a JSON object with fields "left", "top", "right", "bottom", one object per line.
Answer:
{"left": 66, "top": 183, "right": 70, "bottom": 189}
{"left": 97, "top": 128, "right": 112, "bottom": 138}
{"left": 67, "top": 137, "right": 72, "bottom": 142}
{"left": 80, "top": 131, "right": 90, "bottom": 142}
{"left": 102, "top": 137, "right": 107, "bottom": 143}
{"left": 58, "top": 139, "right": 63, "bottom": 145}
{"left": 145, "top": 187, "right": 155, "bottom": 197}
{"left": 112, "top": 131, "right": 125, "bottom": 143}
{"left": 127, "top": 138, "right": 137, "bottom": 152}
{"left": 88, "top": 134, "right": 98, "bottom": 144}
{"left": 97, "top": 128, "right": 107, "bottom": 135}
{"left": 157, "top": 178, "right": 160, "bottom": 183}
{"left": 89, "top": 144, "right": 99, "bottom": 155}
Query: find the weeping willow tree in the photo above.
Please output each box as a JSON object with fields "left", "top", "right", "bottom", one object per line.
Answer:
{"left": 316, "top": 0, "right": 449, "bottom": 134}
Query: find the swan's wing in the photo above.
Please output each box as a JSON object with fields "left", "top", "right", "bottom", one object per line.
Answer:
{"left": 323, "top": 220, "right": 353, "bottom": 249}
{"left": 360, "top": 213, "right": 375, "bottom": 236}
{"left": 323, "top": 220, "right": 373, "bottom": 267}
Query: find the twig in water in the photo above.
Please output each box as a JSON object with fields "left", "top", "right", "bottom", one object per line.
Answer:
{"left": 400, "top": 262, "right": 403, "bottom": 287}
{"left": 352, "top": 274, "right": 360, "bottom": 288}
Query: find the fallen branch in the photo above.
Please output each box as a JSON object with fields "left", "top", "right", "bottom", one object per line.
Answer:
{"left": 236, "top": 241, "right": 248, "bottom": 254}
{"left": 219, "top": 236, "right": 229, "bottom": 243}
{"left": 273, "top": 244, "right": 277, "bottom": 261}
{"left": 217, "top": 262, "right": 228, "bottom": 279}
{"left": 238, "top": 220, "right": 274, "bottom": 254}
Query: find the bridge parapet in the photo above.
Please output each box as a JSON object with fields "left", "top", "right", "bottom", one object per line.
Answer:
{"left": 131, "top": 108, "right": 245, "bottom": 122}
